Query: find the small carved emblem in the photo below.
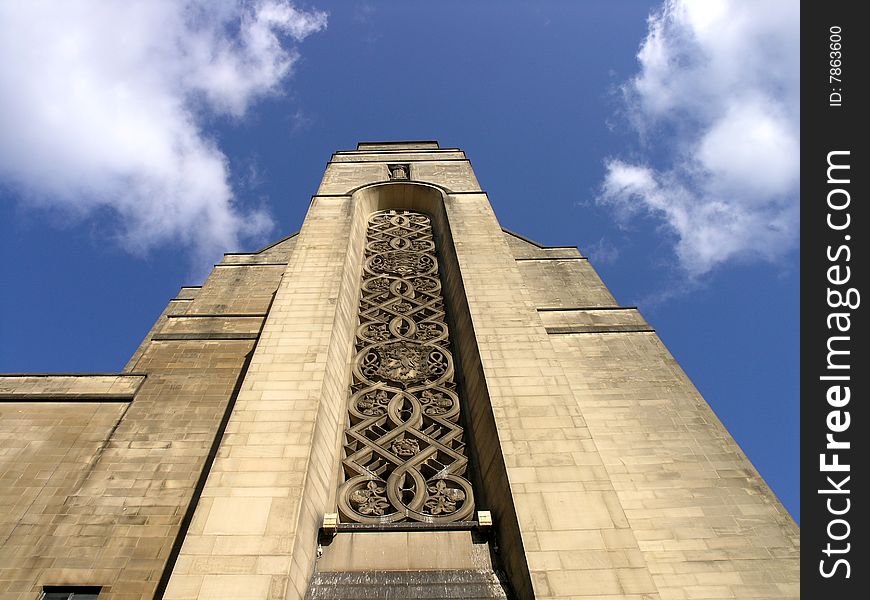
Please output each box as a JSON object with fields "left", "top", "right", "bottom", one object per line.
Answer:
{"left": 391, "top": 301, "right": 412, "bottom": 313}
{"left": 368, "top": 278, "right": 390, "bottom": 292}
{"left": 424, "top": 480, "right": 466, "bottom": 515}
{"left": 391, "top": 438, "right": 420, "bottom": 457}
{"left": 421, "top": 389, "right": 453, "bottom": 415}
{"left": 389, "top": 164, "right": 409, "bottom": 180}
{"left": 356, "top": 390, "right": 389, "bottom": 416}
{"left": 374, "top": 342, "right": 428, "bottom": 383}
{"left": 350, "top": 480, "right": 391, "bottom": 515}
{"left": 412, "top": 277, "right": 437, "bottom": 292}
{"left": 415, "top": 323, "right": 440, "bottom": 341}
{"left": 364, "top": 324, "right": 390, "bottom": 341}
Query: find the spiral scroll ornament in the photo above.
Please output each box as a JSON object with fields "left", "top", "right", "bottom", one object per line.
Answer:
{"left": 337, "top": 211, "right": 475, "bottom": 524}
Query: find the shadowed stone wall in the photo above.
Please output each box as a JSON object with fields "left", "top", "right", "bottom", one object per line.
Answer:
{"left": 0, "top": 238, "right": 296, "bottom": 600}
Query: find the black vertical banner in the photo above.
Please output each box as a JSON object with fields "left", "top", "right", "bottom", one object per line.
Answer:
{"left": 803, "top": 3, "right": 867, "bottom": 597}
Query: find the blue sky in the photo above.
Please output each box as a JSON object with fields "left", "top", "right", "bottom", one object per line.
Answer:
{"left": 0, "top": 1, "right": 799, "bottom": 520}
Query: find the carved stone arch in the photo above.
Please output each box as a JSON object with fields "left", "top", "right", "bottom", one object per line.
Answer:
{"left": 350, "top": 180, "right": 450, "bottom": 219}
{"left": 345, "top": 179, "right": 453, "bottom": 202}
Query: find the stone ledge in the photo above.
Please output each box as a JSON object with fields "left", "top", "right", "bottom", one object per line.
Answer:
{"left": 539, "top": 307, "right": 652, "bottom": 333}
{"left": 316, "top": 531, "right": 494, "bottom": 573}
{"left": 545, "top": 325, "right": 656, "bottom": 334}
{"left": 355, "top": 141, "right": 441, "bottom": 151}
{"left": 331, "top": 155, "right": 467, "bottom": 164}
{"left": 159, "top": 316, "right": 265, "bottom": 338}
{"left": 515, "top": 256, "right": 588, "bottom": 262}
{"left": 306, "top": 569, "right": 510, "bottom": 599}
{"left": 213, "top": 262, "right": 287, "bottom": 267}
{"left": 151, "top": 332, "right": 260, "bottom": 341}
{"left": 0, "top": 373, "right": 145, "bottom": 401}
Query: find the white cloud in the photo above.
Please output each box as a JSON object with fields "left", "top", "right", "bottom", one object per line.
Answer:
{"left": 0, "top": 0, "right": 326, "bottom": 266}
{"left": 584, "top": 237, "right": 621, "bottom": 266}
{"left": 599, "top": 0, "right": 799, "bottom": 277}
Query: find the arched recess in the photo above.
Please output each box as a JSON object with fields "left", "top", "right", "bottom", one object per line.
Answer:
{"left": 326, "top": 181, "right": 533, "bottom": 597}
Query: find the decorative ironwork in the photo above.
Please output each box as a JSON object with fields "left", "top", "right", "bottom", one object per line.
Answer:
{"left": 338, "top": 210, "right": 475, "bottom": 524}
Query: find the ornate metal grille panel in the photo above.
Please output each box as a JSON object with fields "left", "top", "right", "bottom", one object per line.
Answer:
{"left": 338, "top": 210, "right": 475, "bottom": 523}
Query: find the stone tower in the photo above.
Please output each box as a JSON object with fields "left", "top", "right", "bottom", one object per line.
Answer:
{"left": 0, "top": 141, "right": 799, "bottom": 600}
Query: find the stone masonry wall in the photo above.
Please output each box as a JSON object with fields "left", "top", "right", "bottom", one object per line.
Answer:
{"left": 0, "top": 237, "right": 296, "bottom": 600}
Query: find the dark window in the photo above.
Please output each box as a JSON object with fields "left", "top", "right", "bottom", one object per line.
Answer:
{"left": 41, "top": 586, "right": 101, "bottom": 600}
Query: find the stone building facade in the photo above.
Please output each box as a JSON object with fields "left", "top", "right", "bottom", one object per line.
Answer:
{"left": 0, "top": 141, "right": 799, "bottom": 599}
